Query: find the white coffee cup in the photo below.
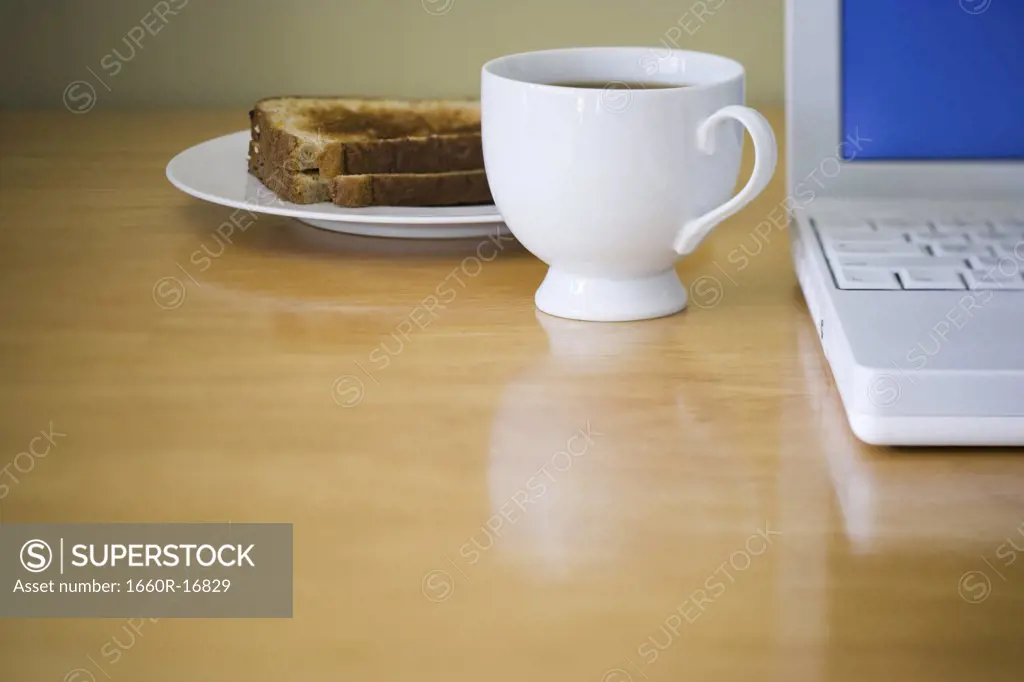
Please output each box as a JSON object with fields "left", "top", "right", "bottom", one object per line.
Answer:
{"left": 481, "top": 47, "right": 777, "bottom": 322}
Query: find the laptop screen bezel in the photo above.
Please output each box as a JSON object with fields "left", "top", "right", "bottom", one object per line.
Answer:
{"left": 786, "top": 0, "right": 1024, "bottom": 201}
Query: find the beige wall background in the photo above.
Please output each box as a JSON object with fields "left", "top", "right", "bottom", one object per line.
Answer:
{"left": 0, "top": 0, "right": 783, "bottom": 111}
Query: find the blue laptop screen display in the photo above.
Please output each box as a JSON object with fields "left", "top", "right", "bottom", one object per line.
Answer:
{"left": 842, "top": 0, "right": 1024, "bottom": 160}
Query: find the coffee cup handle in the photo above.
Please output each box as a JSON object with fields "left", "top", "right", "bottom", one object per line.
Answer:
{"left": 672, "top": 105, "right": 778, "bottom": 256}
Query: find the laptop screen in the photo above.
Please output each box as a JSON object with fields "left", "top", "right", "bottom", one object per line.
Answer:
{"left": 842, "top": 0, "right": 1024, "bottom": 161}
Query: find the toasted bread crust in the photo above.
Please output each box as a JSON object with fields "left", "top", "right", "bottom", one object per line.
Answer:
{"left": 249, "top": 136, "right": 488, "bottom": 208}
{"left": 253, "top": 96, "right": 481, "bottom": 173}
{"left": 251, "top": 106, "right": 314, "bottom": 174}
{"left": 329, "top": 170, "right": 492, "bottom": 208}
{"left": 248, "top": 137, "right": 330, "bottom": 204}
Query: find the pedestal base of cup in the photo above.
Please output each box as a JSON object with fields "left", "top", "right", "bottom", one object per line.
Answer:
{"left": 535, "top": 269, "right": 687, "bottom": 322}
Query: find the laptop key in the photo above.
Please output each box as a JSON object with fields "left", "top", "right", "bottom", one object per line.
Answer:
{"left": 897, "top": 268, "right": 966, "bottom": 290}
{"left": 942, "top": 226, "right": 1001, "bottom": 241}
{"left": 995, "top": 243, "right": 1024, "bottom": 258}
{"left": 819, "top": 229, "right": 907, "bottom": 242}
{"left": 968, "top": 255, "right": 1013, "bottom": 271}
{"left": 993, "top": 221, "right": 1024, "bottom": 237}
{"left": 828, "top": 241, "right": 925, "bottom": 255}
{"left": 970, "top": 264, "right": 1023, "bottom": 283}
{"left": 963, "top": 270, "right": 1024, "bottom": 290}
{"left": 933, "top": 221, "right": 994, "bottom": 232}
{"left": 908, "top": 227, "right": 967, "bottom": 241}
{"left": 831, "top": 255, "right": 968, "bottom": 268}
{"left": 835, "top": 268, "right": 901, "bottom": 290}
{"left": 812, "top": 218, "right": 875, "bottom": 231}
{"left": 928, "top": 243, "right": 994, "bottom": 257}
{"left": 873, "top": 218, "right": 929, "bottom": 230}
{"left": 972, "top": 231, "right": 1017, "bottom": 242}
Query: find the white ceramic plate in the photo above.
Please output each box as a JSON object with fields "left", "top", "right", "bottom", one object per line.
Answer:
{"left": 165, "top": 131, "right": 506, "bottom": 239}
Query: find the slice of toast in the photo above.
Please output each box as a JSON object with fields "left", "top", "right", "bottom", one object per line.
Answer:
{"left": 248, "top": 139, "right": 331, "bottom": 204}
{"left": 250, "top": 97, "right": 482, "bottom": 174}
{"left": 248, "top": 139, "right": 489, "bottom": 208}
{"left": 247, "top": 97, "right": 491, "bottom": 207}
{"left": 329, "top": 170, "right": 492, "bottom": 208}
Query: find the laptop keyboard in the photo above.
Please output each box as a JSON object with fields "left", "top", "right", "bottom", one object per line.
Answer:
{"left": 812, "top": 217, "right": 1024, "bottom": 291}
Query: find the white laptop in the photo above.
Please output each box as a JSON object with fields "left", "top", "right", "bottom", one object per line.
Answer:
{"left": 786, "top": 0, "right": 1024, "bottom": 446}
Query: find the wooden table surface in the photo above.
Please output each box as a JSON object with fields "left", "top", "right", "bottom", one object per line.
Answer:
{"left": 1, "top": 109, "right": 1023, "bottom": 681}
